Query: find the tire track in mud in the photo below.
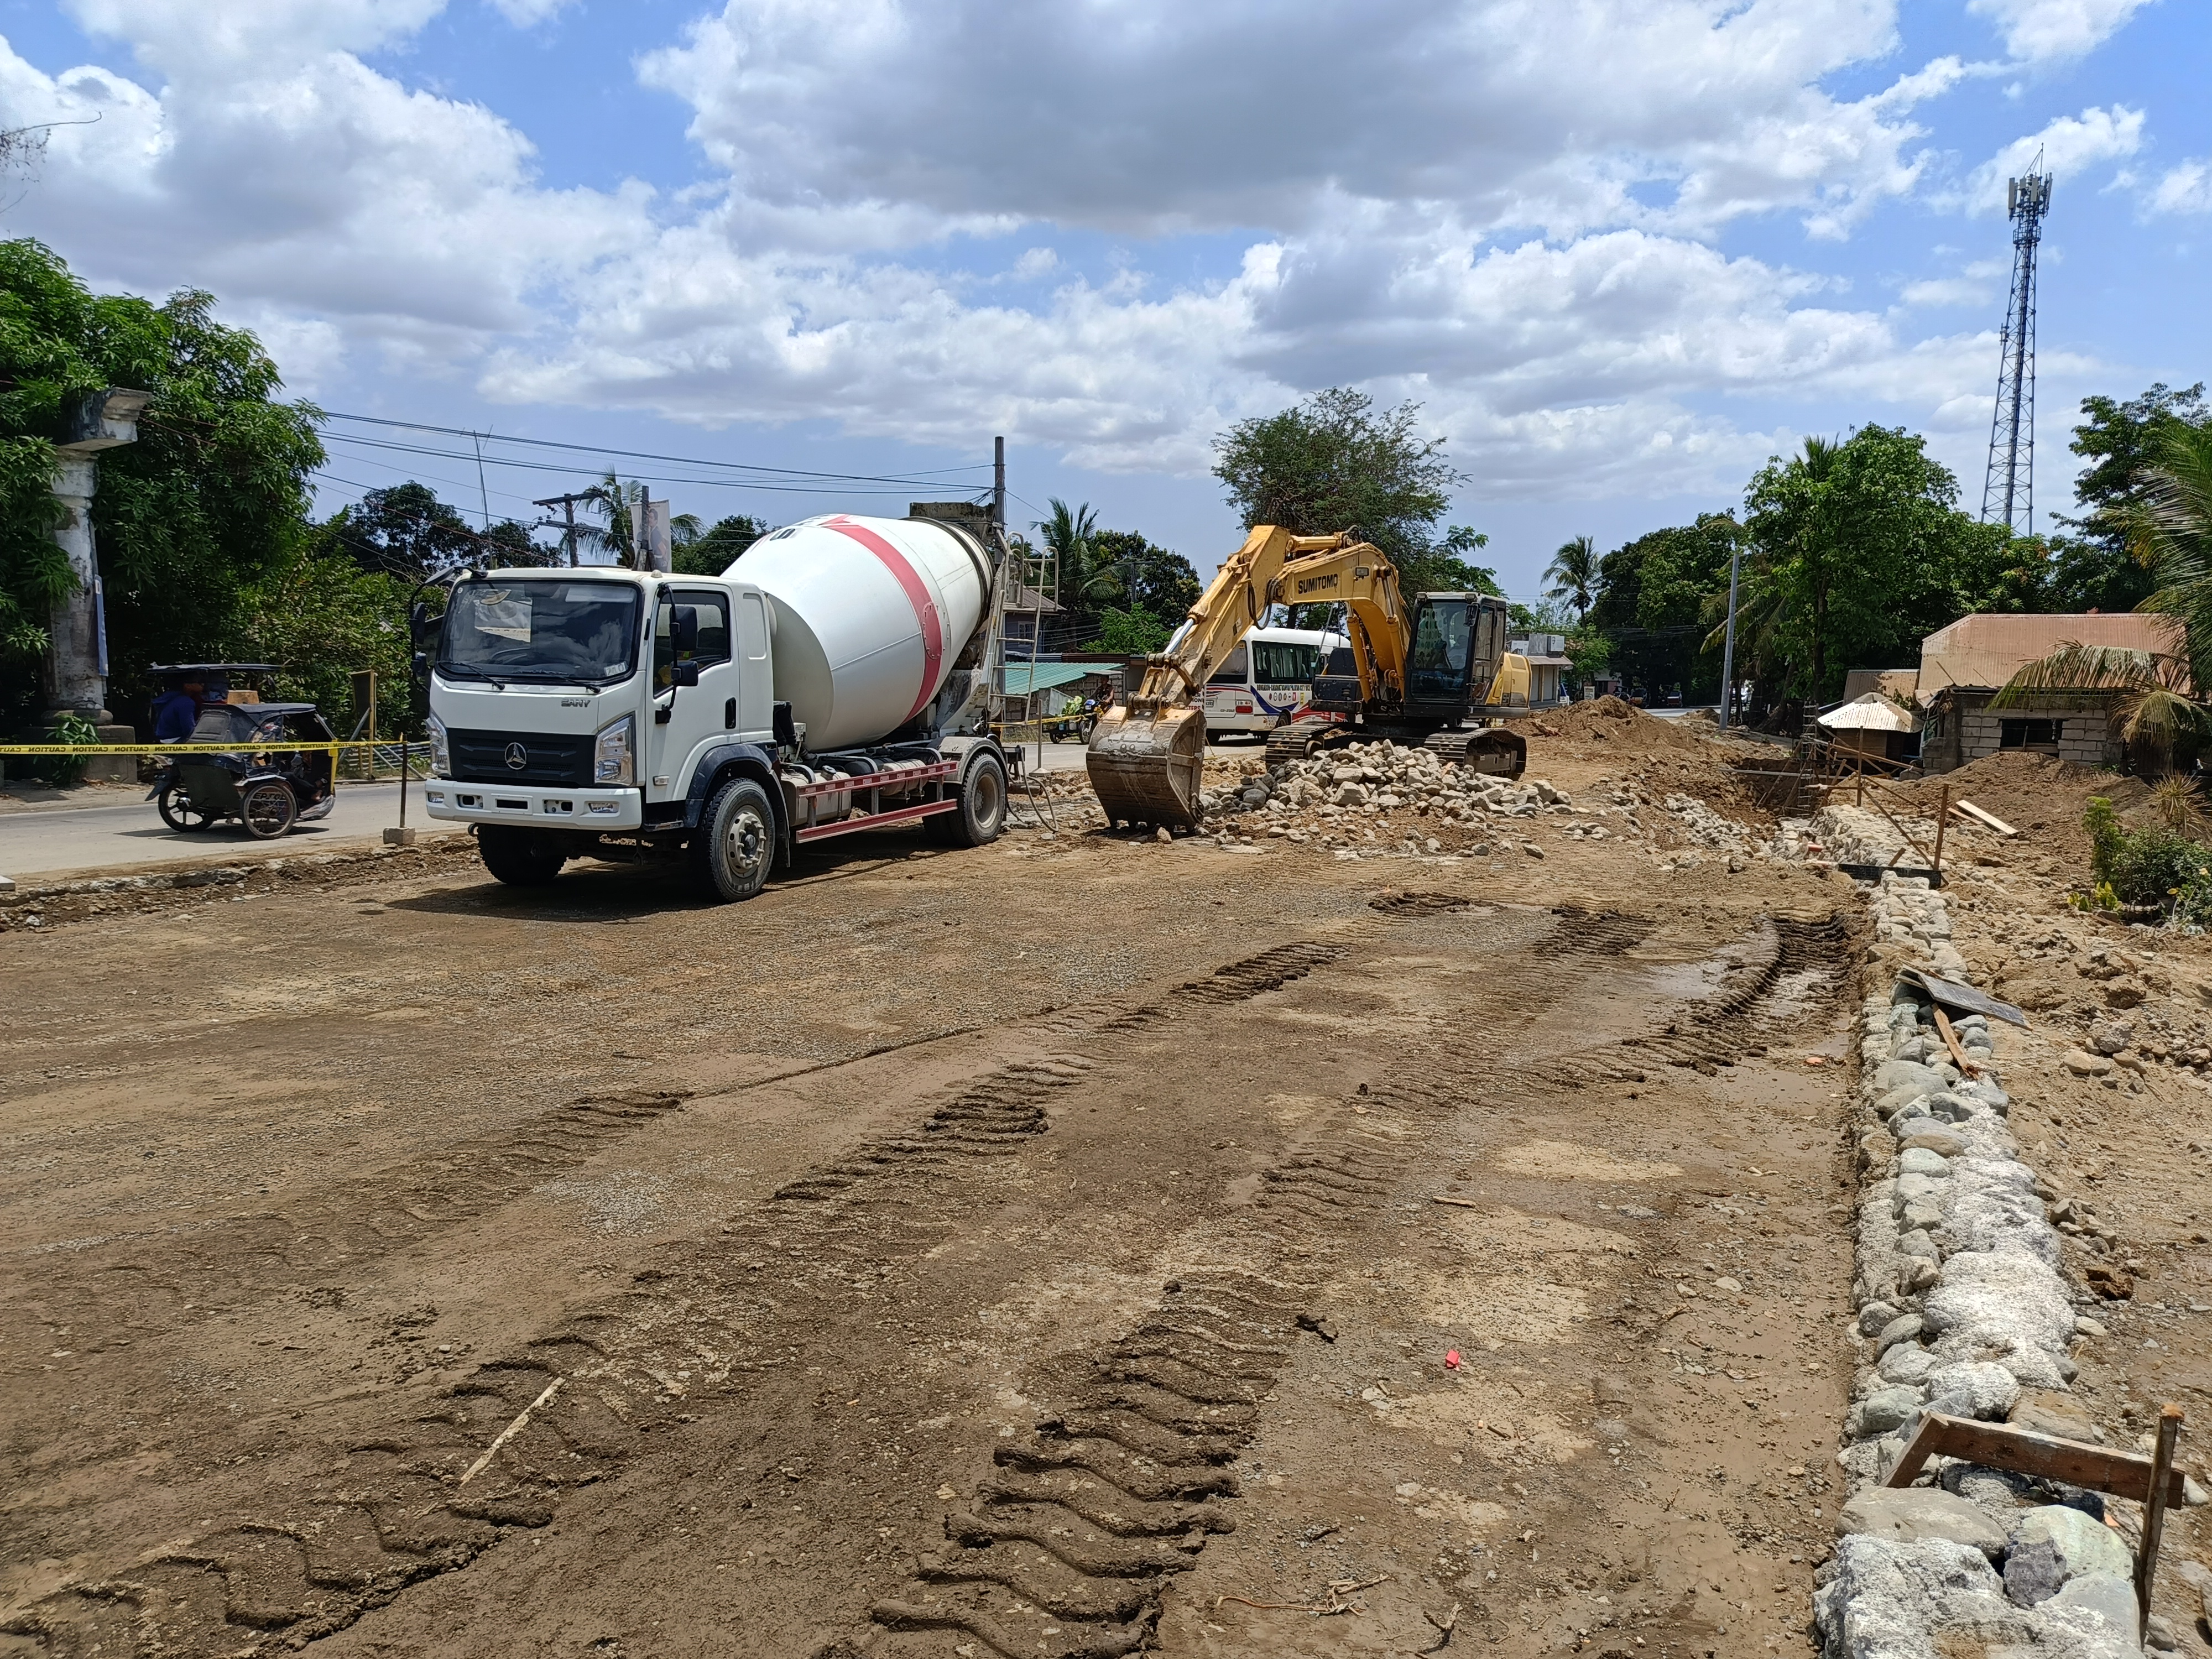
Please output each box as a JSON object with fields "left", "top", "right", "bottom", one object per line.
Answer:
{"left": 1535, "top": 912, "right": 1856, "bottom": 1088}
{"left": 0, "top": 943, "right": 1353, "bottom": 1659}
{"left": 861, "top": 907, "right": 1858, "bottom": 1658}
{"left": 868, "top": 1075, "right": 1460, "bottom": 1658}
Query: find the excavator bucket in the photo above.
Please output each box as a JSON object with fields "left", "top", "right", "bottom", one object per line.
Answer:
{"left": 1086, "top": 703, "right": 1207, "bottom": 828}
{"left": 1467, "top": 726, "right": 1527, "bottom": 779}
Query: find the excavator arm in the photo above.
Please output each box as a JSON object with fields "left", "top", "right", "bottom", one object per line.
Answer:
{"left": 1086, "top": 525, "right": 1391, "bottom": 827}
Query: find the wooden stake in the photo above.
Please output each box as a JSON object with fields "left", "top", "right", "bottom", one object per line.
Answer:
{"left": 2137, "top": 1404, "right": 2183, "bottom": 1644}
{"left": 456, "top": 1377, "right": 564, "bottom": 1489}
{"left": 1930, "top": 1005, "right": 1984, "bottom": 1077}
{"left": 1932, "top": 783, "right": 1948, "bottom": 876}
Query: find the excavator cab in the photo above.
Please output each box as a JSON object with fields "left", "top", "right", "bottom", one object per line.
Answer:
{"left": 1406, "top": 596, "right": 1478, "bottom": 707}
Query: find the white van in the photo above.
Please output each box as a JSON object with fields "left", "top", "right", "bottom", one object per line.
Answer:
{"left": 1200, "top": 625, "right": 1344, "bottom": 735}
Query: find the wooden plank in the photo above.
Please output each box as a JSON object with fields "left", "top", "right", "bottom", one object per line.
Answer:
{"left": 1930, "top": 1005, "right": 1986, "bottom": 1078}
{"left": 1952, "top": 798, "right": 2018, "bottom": 837}
{"left": 1885, "top": 1411, "right": 2186, "bottom": 1505}
{"left": 2137, "top": 1405, "right": 2184, "bottom": 1644}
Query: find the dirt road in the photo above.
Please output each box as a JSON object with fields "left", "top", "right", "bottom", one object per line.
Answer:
{"left": 1, "top": 750, "right": 1865, "bottom": 1658}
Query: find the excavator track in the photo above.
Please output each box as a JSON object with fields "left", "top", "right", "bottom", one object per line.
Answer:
{"left": 1423, "top": 723, "right": 1527, "bottom": 778}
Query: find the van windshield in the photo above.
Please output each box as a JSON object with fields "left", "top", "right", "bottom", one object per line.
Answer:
{"left": 440, "top": 582, "right": 642, "bottom": 685}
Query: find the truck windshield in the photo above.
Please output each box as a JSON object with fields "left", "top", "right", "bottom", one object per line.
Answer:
{"left": 440, "top": 582, "right": 642, "bottom": 685}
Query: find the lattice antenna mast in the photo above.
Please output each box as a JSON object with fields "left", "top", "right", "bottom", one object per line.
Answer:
{"left": 1981, "top": 160, "right": 2053, "bottom": 536}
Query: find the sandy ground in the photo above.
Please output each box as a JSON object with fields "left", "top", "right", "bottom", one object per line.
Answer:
{"left": 0, "top": 723, "right": 1874, "bottom": 1659}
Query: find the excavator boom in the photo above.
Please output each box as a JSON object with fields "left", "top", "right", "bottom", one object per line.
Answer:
{"left": 1085, "top": 526, "right": 1391, "bottom": 828}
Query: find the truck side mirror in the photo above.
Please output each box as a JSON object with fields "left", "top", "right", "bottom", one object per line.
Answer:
{"left": 671, "top": 607, "right": 700, "bottom": 653}
{"left": 412, "top": 651, "right": 430, "bottom": 688}
{"left": 410, "top": 602, "right": 441, "bottom": 653}
{"left": 672, "top": 661, "right": 701, "bottom": 689}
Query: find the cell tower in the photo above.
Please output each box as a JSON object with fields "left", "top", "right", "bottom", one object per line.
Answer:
{"left": 1981, "top": 162, "right": 2053, "bottom": 537}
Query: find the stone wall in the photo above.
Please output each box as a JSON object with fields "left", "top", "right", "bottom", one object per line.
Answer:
{"left": 1812, "top": 873, "right": 2167, "bottom": 1657}
{"left": 1924, "top": 693, "right": 2119, "bottom": 775}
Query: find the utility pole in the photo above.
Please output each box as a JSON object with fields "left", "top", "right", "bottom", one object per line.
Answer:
{"left": 992, "top": 435, "right": 1006, "bottom": 538}
{"left": 1717, "top": 534, "right": 1743, "bottom": 731}
{"left": 1982, "top": 161, "right": 2053, "bottom": 538}
{"left": 533, "top": 492, "right": 592, "bottom": 566}
{"left": 472, "top": 430, "right": 492, "bottom": 530}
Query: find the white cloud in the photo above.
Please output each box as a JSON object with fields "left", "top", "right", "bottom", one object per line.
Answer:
{"left": 1966, "top": 0, "right": 2156, "bottom": 62}
{"left": 0, "top": 0, "right": 2115, "bottom": 505}
{"left": 484, "top": 0, "right": 575, "bottom": 23}
{"left": 1959, "top": 105, "right": 2145, "bottom": 212}
{"left": 639, "top": 0, "right": 1935, "bottom": 244}
{"left": 2146, "top": 159, "right": 2212, "bottom": 216}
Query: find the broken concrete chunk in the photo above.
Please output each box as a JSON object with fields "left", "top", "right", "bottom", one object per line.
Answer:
{"left": 1812, "top": 1535, "right": 2017, "bottom": 1659}
{"left": 2008, "top": 1391, "right": 2098, "bottom": 1444}
{"left": 2042, "top": 1571, "right": 2139, "bottom": 1638}
{"left": 1851, "top": 1386, "right": 1925, "bottom": 1438}
{"left": 2002, "top": 1505, "right": 2133, "bottom": 1606}
{"left": 2063, "top": 1049, "right": 2116, "bottom": 1077}
{"left": 1922, "top": 1360, "right": 2020, "bottom": 1422}
{"left": 1875, "top": 1313, "right": 1926, "bottom": 1357}
{"left": 1900, "top": 1127, "right": 1968, "bottom": 1158}
{"left": 1837, "top": 1488, "right": 2008, "bottom": 1558}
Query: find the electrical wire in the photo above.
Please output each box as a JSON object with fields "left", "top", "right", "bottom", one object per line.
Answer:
{"left": 321, "top": 408, "right": 992, "bottom": 488}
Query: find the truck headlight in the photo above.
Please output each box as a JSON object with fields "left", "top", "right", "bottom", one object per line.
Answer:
{"left": 427, "top": 715, "right": 450, "bottom": 777}
{"left": 594, "top": 714, "right": 635, "bottom": 786}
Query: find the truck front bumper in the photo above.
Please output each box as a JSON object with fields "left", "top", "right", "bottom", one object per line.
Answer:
{"left": 423, "top": 781, "right": 643, "bottom": 832}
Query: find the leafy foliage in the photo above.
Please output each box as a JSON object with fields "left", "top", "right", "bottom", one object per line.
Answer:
{"left": 1733, "top": 427, "right": 2028, "bottom": 701}
{"left": 673, "top": 513, "right": 769, "bottom": 576}
{"left": 1583, "top": 514, "right": 1741, "bottom": 700}
{"left": 1212, "top": 387, "right": 1469, "bottom": 592}
{"left": 2043, "top": 384, "right": 2210, "bottom": 611}
{"left": 321, "top": 481, "right": 545, "bottom": 580}
{"left": 2082, "top": 795, "right": 2212, "bottom": 922}
{"left": 1094, "top": 606, "right": 1171, "bottom": 654}
{"left": 0, "top": 240, "right": 330, "bottom": 730}
{"left": 1543, "top": 534, "right": 1598, "bottom": 619}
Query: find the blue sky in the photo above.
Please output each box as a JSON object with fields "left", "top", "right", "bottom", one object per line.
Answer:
{"left": 0, "top": 0, "right": 2206, "bottom": 605}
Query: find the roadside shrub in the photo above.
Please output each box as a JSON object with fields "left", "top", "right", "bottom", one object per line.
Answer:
{"left": 29, "top": 709, "right": 98, "bottom": 787}
{"left": 2083, "top": 794, "right": 2212, "bottom": 920}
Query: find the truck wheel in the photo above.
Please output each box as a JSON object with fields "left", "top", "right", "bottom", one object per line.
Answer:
{"left": 927, "top": 753, "right": 1006, "bottom": 847}
{"left": 693, "top": 775, "right": 775, "bottom": 901}
{"left": 479, "top": 825, "right": 567, "bottom": 887}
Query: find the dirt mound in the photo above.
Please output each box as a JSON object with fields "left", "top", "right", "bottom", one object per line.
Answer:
{"left": 1545, "top": 698, "right": 1722, "bottom": 754}
{"left": 1892, "top": 752, "right": 2152, "bottom": 869}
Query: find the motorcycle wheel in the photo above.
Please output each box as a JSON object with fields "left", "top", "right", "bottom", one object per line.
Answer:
{"left": 156, "top": 781, "right": 217, "bottom": 833}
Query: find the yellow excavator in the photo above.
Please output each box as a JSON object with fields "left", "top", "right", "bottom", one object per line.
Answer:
{"left": 1086, "top": 526, "right": 1530, "bottom": 828}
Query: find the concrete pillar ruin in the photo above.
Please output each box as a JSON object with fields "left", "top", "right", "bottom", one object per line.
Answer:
{"left": 41, "top": 388, "right": 149, "bottom": 776}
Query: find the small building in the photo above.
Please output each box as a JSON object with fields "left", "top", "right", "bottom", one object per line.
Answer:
{"left": 1000, "top": 660, "right": 1119, "bottom": 721}
{"left": 999, "top": 582, "right": 1063, "bottom": 654}
{"left": 1913, "top": 612, "right": 2183, "bottom": 774}
{"left": 1510, "top": 633, "right": 1572, "bottom": 707}
{"left": 1817, "top": 691, "right": 1921, "bottom": 764}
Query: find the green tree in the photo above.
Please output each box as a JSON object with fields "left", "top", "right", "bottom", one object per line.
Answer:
{"left": 1544, "top": 534, "right": 1598, "bottom": 619}
{"left": 1212, "top": 387, "right": 1468, "bottom": 592}
{"left": 0, "top": 239, "right": 325, "bottom": 729}
{"left": 2044, "top": 384, "right": 2210, "bottom": 613}
{"left": 1094, "top": 606, "right": 1171, "bottom": 654}
{"left": 1033, "top": 498, "right": 1115, "bottom": 606}
{"left": 673, "top": 512, "right": 769, "bottom": 576}
{"left": 1584, "top": 514, "right": 1742, "bottom": 700}
{"left": 1736, "top": 427, "right": 2021, "bottom": 701}
{"left": 1090, "top": 527, "right": 1199, "bottom": 620}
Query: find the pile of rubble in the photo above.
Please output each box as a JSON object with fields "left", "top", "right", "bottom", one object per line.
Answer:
{"left": 1191, "top": 743, "right": 1571, "bottom": 855}
{"left": 1817, "top": 872, "right": 2170, "bottom": 1657}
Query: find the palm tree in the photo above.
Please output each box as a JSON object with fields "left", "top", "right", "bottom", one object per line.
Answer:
{"left": 1545, "top": 534, "right": 1598, "bottom": 620}
{"left": 1033, "top": 499, "right": 1119, "bottom": 607}
{"left": 1996, "top": 423, "right": 2212, "bottom": 768}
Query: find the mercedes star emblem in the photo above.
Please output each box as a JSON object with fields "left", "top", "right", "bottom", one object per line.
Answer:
{"left": 505, "top": 742, "right": 528, "bottom": 770}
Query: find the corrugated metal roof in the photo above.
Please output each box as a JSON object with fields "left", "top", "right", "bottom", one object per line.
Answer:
{"left": 1917, "top": 612, "right": 2183, "bottom": 698}
{"left": 1818, "top": 691, "right": 1922, "bottom": 733}
{"left": 1002, "top": 661, "right": 1118, "bottom": 695}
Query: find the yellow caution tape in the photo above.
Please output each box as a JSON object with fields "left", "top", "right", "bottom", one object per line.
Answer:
{"left": 0, "top": 741, "right": 352, "bottom": 755}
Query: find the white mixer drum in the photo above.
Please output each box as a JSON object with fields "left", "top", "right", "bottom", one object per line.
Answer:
{"left": 728, "top": 514, "right": 990, "bottom": 750}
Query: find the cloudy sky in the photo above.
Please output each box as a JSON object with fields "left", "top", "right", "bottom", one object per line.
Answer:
{"left": 0, "top": 0, "right": 2205, "bottom": 597}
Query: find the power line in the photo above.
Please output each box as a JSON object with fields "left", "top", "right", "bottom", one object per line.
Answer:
{"left": 319, "top": 430, "right": 975, "bottom": 498}
{"left": 320, "top": 409, "right": 992, "bottom": 489}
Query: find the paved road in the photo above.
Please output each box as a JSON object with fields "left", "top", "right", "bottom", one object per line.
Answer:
{"left": 0, "top": 736, "right": 1265, "bottom": 880}
{"left": 0, "top": 782, "right": 411, "bottom": 879}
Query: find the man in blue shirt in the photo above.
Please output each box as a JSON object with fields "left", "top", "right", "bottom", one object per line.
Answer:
{"left": 153, "top": 676, "right": 206, "bottom": 743}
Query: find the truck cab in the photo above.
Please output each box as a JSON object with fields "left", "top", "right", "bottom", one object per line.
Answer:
{"left": 420, "top": 549, "right": 1009, "bottom": 900}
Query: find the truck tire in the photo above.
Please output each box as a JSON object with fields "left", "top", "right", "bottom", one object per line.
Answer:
{"left": 692, "top": 775, "right": 775, "bottom": 901}
{"left": 478, "top": 825, "right": 568, "bottom": 888}
{"left": 927, "top": 752, "right": 1006, "bottom": 847}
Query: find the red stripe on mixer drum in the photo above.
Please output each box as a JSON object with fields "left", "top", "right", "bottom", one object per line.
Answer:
{"left": 822, "top": 516, "right": 944, "bottom": 722}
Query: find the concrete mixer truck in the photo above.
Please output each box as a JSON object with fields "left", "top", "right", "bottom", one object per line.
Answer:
{"left": 416, "top": 507, "right": 1013, "bottom": 900}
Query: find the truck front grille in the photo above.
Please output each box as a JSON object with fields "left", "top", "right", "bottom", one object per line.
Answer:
{"left": 449, "top": 729, "right": 593, "bottom": 786}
